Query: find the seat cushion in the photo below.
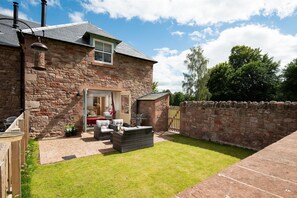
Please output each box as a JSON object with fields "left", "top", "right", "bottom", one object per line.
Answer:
{"left": 96, "top": 120, "right": 110, "bottom": 127}
{"left": 101, "top": 128, "right": 114, "bottom": 133}
{"left": 112, "top": 119, "right": 124, "bottom": 126}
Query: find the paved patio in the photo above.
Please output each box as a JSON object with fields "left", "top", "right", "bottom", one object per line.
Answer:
{"left": 176, "top": 131, "right": 297, "bottom": 197}
{"left": 39, "top": 131, "right": 175, "bottom": 164}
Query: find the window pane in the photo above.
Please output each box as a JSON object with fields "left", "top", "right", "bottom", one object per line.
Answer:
{"left": 104, "top": 43, "right": 112, "bottom": 53}
{"left": 95, "top": 51, "right": 103, "bottom": 61}
{"left": 95, "top": 41, "right": 103, "bottom": 51}
{"left": 104, "top": 53, "right": 111, "bottom": 63}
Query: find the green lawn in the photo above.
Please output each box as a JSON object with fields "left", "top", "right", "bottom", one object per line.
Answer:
{"left": 23, "top": 135, "right": 254, "bottom": 198}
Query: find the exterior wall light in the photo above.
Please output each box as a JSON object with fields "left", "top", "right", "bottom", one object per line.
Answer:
{"left": 76, "top": 91, "right": 81, "bottom": 99}
{"left": 31, "top": 37, "right": 48, "bottom": 52}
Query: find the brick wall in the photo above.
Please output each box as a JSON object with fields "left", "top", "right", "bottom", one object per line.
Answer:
{"left": 0, "top": 45, "right": 21, "bottom": 127}
{"left": 180, "top": 101, "right": 297, "bottom": 150}
{"left": 23, "top": 37, "right": 154, "bottom": 138}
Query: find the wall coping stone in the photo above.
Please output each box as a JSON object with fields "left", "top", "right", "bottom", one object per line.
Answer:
{"left": 181, "top": 101, "right": 297, "bottom": 110}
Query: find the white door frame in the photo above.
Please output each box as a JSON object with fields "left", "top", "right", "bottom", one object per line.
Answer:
{"left": 120, "top": 91, "right": 131, "bottom": 124}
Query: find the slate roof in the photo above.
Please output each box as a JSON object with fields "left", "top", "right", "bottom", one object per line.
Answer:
{"left": 22, "top": 22, "right": 120, "bottom": 46}
{"left": 0, "top": 14, "right": 156, "bottom": 62}
{"left": 138, "top": 93, "right": 169, "bottom": 101}
{"left": 0, "top": 14, "right": 40, "bottom": 47}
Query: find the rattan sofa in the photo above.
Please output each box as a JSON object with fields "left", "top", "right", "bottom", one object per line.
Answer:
{"left": 112, "top": 126, "right": 153, "bottom": 153}
{"left": 94, "top": 120, "right": 114, "bottom": 140}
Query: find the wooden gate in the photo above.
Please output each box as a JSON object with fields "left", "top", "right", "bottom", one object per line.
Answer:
{"left": 168, "top": 106, "right": 180, "bottom": 131}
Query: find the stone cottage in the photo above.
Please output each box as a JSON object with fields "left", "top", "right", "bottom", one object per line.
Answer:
{"left": 0, "top": 4, "right": 157, "bottom": 137}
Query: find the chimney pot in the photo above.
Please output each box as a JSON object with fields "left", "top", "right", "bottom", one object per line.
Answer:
{"left": 13, "top": 1, "right": 19, "bottom": 28}
{"left": 41, "top": 0, "right": 47, "bottom": 27}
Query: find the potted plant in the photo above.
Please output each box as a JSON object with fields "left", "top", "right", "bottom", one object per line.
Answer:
{"left": 64, "top": 124, "right": 72, "bottom": 137}
{"left": 70, "top": 124, "right": 77, "bottom": 136}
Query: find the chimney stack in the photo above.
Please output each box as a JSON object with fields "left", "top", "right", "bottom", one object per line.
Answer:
{"left": 13, "top": 1, "right": 19, "bottom": 28}
{"left": 41, "top": 0, "right": 47, "bottom": 27}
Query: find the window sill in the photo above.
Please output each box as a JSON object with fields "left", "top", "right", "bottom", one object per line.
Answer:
{"left": 91, "top": 62, "right": 116, "bottom": 68}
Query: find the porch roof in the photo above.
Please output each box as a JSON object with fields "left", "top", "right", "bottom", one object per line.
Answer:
{"left": 138, "top": 93, "right": 169, "bottom": 101}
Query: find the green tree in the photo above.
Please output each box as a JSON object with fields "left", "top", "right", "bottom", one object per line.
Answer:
{"left": 207, "top": 62, "right": 233, "bottom": 101}
{"left": 229, "top": 45, "right": 262, "bottom": 69}
{"left": 230, "top": 61, "right": 279, "bottom": 101}
{"left": 152, "top": 81, "right": 159, "bottom": 93}
{"left": 172, "top": 92, "right": 185, "bottom": 106}
{"left": 207, "top": 45, "right": 280, "bottom": 101}
{"left": 184, "top": 93, "right": 196, "bottom": 101}
{"left": 182, "top": 46, "right": 211, "bottom": 100}
{"left": 282, "top": 59, "right": 297, "bottom": 101}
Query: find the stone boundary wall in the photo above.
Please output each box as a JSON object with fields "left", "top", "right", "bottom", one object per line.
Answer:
{"left": 180, "top": 101, "right": 297, "bottom": 150}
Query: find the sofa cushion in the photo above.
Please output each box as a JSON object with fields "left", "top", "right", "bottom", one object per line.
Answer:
{"left": 96, "top": 120, "right": 110, "bottom": 127}
{"left": 112, "top": 119, "right": 123, "bottom": 126}
{"left": 101, "top": 128, "right": 114, "bottom": 133}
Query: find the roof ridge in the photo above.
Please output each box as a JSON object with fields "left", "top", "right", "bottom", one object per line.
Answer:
{"left": 22, "top": 21, "right": 89, "bottom": 33}
{"left": 116, "top": 42, "right": 155, "bottom": 61}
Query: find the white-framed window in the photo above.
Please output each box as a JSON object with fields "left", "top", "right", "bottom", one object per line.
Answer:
{"left": 93, "top": 39, "right": 114, "bottom": 64}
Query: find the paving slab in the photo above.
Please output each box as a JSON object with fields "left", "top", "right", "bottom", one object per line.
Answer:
{"left": 39, "top": 131, "right": 175, "bottom": 164}
{"left": 237, "top": 156, "right": 297, "bottom": 184}
{"left": 176, "top": 130, "right": 297, "bottom": 198}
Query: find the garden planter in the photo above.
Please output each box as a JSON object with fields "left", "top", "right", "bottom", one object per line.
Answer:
{"left": 65, "top": 132, "right": 71, "bottom": 137}
{"left": 71, "top": 128, "right": 77, "bottom": 136}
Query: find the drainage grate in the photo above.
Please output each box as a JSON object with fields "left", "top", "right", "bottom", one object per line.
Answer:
{"left": 62, "top": 155, "right": 77, "bottom": 160}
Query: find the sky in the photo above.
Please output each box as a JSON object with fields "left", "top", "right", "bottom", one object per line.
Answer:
{"left": 1, "top": 0, "right": 297, "bottom": 92}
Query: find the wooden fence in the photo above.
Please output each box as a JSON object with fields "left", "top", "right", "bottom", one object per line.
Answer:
{"left": 168, "top": 106, "right": 180, "bottom": 131}
{"left": 0, "top": 111, "right": 30, "bottom": 198}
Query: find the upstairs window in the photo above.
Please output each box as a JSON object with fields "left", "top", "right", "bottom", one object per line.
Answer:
{"left": 94, "top": 39, "right": 113, "bottom": 64}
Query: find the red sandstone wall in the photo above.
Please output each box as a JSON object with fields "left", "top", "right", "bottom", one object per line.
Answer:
{"left": 180, "top": 101, "right": 297, "bottom": 150}
{"left": 138, "top": 100, "right": 155, "bottom": 127}
{"left": 23, "top": 37, "right": 154, "bottom": 137}
{"left": 0, "top": 45, "right": 21, "bottom": 126}
{"left": 138, "top": 95, "right": 169, "bottom": 132}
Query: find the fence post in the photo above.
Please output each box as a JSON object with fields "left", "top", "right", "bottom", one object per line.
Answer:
{"left": 0, "top": 143, "right": 10, "bottom": 198}
{"left": 11, "top": 140, "right": 21, "bottom": 198}
{"left": 24, "top": 110, "right": 30, "bottom": 149}
{"left": 8, "top": 147, "right": 12, "bottom": 194}
{"left": 19, "top": 119, "right": 25, "bottom": 167}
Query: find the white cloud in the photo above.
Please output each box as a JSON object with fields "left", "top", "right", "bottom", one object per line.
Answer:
{"left": 202, "top": 24, "right": 297, "bottom": 68}
{"left": 0, "top": 6, "right": 29, "bottom": 20}
{"left": 203, "top": 27, "right": 213, "bottom": 35}
{"left": 153, "top": 25, "right": 297, "bottom": 92}
{"left": 189, "top": 31, "right": 203, "bottom": 41}
{"left": 47, "top": 0, "right": 61, "bottom": 7}
{"left": 26, "top": 0, "right": 61, "bottom": 7}
{"left": 69, "top": 12, "right": 85, "bottom": 23}
{"left": 82, "top": 0, "right": 297, "bottom": 25}
{"left": 171, "top": 31, "right": 185, "bottom": 37}
{"left": 189, "top": 27, "right": 215, "bottom": 41}
{"left": 153, "top": 48, "right": 189, "bottom": 92}
{"left": 28, "top": 0, "right": 39, "bottom": 6}
{"left": 189, "top": 27, "right": 214, "bottom": 41}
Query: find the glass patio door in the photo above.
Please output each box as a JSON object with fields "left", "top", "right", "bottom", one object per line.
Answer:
{"left": 120, "top": 91, "right": 131, "bottom": 124}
